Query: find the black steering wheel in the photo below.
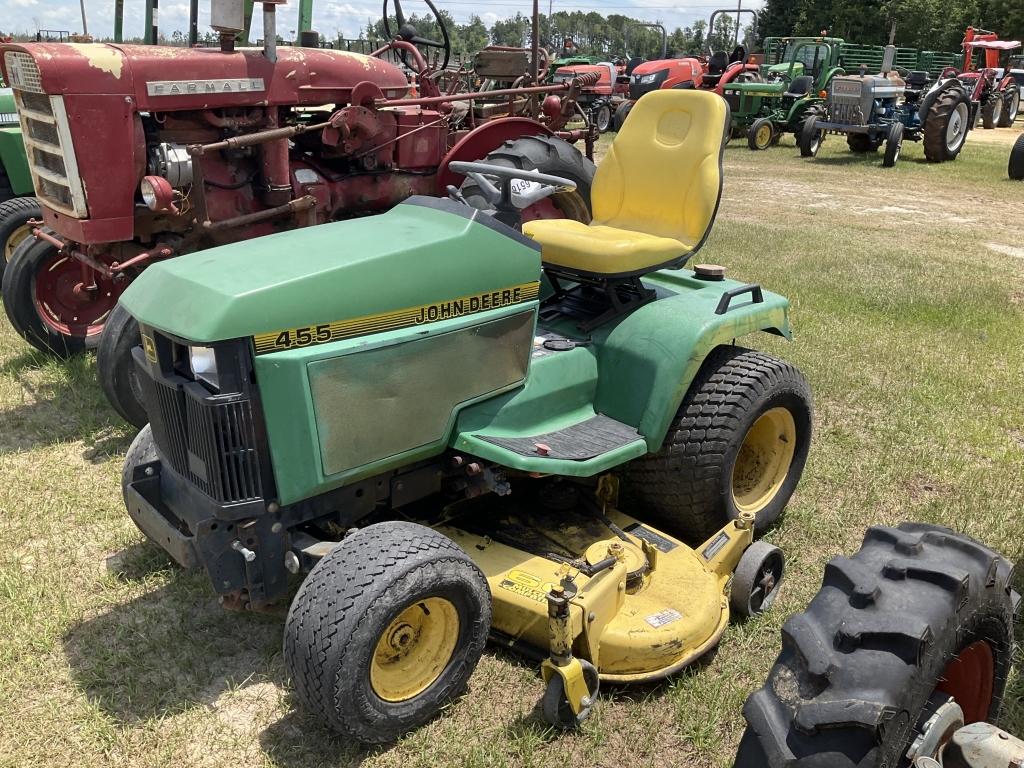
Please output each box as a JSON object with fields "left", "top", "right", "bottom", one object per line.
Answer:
{"left": 383, "top": 0, "right": 451, "bottom": 72}
{"left": 447, "top": 161, "right": 576, "bottom": 228}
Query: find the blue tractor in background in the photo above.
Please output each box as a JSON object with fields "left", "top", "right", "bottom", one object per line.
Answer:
{"left": 799, "top": 45, "right": 974, "bottom": 168}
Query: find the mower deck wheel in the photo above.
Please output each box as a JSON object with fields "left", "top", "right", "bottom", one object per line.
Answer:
{"left": 283, "top": 521, "right": 491, "bottom": 744}
{"left": 730, "top": 541, "right": 785, "bottom": 619}
{"left": 1009, "top": 133, "right": 1024, "bottom": 180}
{"left": 97, "top": 302, "right": 148, "bottom": 428}
{"left": 882, "top": 122, "right": 904, "bottom": 168}
{"left": 734, "top": 522, "right": 1017, "bottom": 768}
{"left": 0, "top": 196, "right": 41, "bottom": 282}
{"left": 542, "top": 659, "right": 600, "bottom": 729}
{"left": 748, "top": 118, "right": 775, "bottom": 151}
{"left": 622, "top": 346, "right": 812, "bottom": 543}
{"left": 999, "top": 85, "right": 1020, "bottom": 127}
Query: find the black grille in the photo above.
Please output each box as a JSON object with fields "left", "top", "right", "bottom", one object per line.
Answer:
{"left": 725, "top": 93, "right": 741, "bottom": 113}
{"left": 144, "top": 374, "right": 263, "bottom": 504}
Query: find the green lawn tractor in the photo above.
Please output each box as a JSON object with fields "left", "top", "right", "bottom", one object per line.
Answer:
{"left": 734, "top": 522, "right": 1019, "bottom": 768}
{"left": 118, "top": 90, "right": 813, "bottom": 741}
{"left": 0, "top": 86, "right": 37, "bottom": 281}
{"left": 723, "top": 37, "right": 845, "bottom": 150}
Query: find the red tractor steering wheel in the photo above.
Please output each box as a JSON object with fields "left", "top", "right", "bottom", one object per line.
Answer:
{"left": 382, "top": 0, "right": 451, "bottom": 73}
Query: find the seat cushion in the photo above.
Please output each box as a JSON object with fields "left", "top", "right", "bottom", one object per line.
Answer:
{"left": 523, "top": 219, "right": 689, "bottom": 275}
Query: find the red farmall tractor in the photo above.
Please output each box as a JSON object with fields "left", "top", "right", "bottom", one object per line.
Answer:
{"left": 956, "top": 27, "right": 1021, "bottom": 129}
{"left": 0, "top": 0, "right": 598, "bottom": 427}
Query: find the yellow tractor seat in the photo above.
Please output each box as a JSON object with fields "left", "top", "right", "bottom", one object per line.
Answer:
{"left": 524, "top": 89, "right": 729, "bottom": 279}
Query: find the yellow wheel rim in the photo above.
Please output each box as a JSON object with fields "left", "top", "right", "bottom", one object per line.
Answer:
{"left": 5, "top": 223, "right": 33, "bottom": 260}
{"left": 731, "top": 407, "right": 797, "bottom": 514}
{"left": 370, "top": 597, "right": 460, "bottom": 702}
{"left": 756, "top": 124, "right": 772, "bottom": 148}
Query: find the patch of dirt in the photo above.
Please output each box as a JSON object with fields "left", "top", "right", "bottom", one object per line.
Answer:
{"left": 985, "top": 242, "right": 1024, "bottom": 260}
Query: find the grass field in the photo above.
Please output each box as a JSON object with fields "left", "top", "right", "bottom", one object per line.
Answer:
{"left": 1, "top": 124, "right": 1022, "bottom": 768}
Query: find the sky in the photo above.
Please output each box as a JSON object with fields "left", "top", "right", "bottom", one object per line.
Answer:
{"left": 0, "top": 0, "right": 765, "bottom": 43}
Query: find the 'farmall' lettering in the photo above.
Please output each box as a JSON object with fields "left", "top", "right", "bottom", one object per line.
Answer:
{"left": 146, "top": 78, "right": 266, "bottom": 97}
{"left": 415, "top": 287, "right": 523, "bottom": 323}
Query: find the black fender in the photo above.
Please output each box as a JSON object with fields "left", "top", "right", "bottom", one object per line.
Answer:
{"left": 919, "top": 78, "right": 964, "bottom": 130}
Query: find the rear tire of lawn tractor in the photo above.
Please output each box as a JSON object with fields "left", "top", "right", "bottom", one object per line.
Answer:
{"left": 734, "top": 522, "right": 1017, "bottom": 768}
{"left": 2, "top": 235, "right": 94, "bottom": 357}
{"left": 981, "top": 93, "right": 1003, "bottom": 129}
{"left": 798, "top": 116, "right": 823, "bottom": 157}
{"left": 613, "top": 100, "right": 633, "bottom": 132}
{"left": 98, "top": 302, "right": 148, "bottom": 429}
{"left": 622, "top": 346, "right": 813, "bottom": 543}
{"left": 1010, "top": 132, "right": 1024, "bottom": 180}
{"left": 999, "top": 85, "right": 1020, "bottom": 127}
{"left": 0, "top": 196, "right": 41, "bottom": 283}
{"left": 747, "top": 118, "right": 775, "bottom": 151}
{"left": 924, "top": 86, "right": 971, "bottom": 162}
{"left": 283, "top": 521, "right": 491, "bottom": 744}
{"left": 882, "top": 122, "right": 903, "bottom": 168}
{"left": 846, "top": 133, "right": 878, "bottom": 153}
{"left": 460, "top": 135, "right": 595, "bottom": 223}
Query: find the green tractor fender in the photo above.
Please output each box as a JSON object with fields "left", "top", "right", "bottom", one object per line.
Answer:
{"left": 591, "top": 270, "right": 791, "bottom": 452}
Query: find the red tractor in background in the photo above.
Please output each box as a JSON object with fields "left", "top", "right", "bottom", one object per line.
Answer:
{"left": 956, "top": 27, "right": 1020, "bottom": 128}
{"left": 617, "top": 9, "right": 762, "bottom": 130}
{"left": 550, "top": 59, "right": 629, "bottom": 133}
{"left": 0, "top": 0, "right": 599, "bottom": 427}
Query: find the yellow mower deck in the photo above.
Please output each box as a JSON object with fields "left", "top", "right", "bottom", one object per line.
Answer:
{"left": 438, "top": 500, "right": 754, "bottom": 683}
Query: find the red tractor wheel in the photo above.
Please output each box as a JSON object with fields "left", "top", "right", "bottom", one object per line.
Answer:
{"left": 1, "top": 235, "right": 126, "bottom": 357}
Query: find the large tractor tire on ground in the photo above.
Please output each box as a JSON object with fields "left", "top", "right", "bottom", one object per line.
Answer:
{"left": 1010, "top": 132, "right": 1024, "bottom": 180}
{"left": 97, "top": 302, "right": 147, "bottom": 428}
{"left": 981, "top": 93, "right": 1003, "bottom": 129}
{"left": 734, "top": 522, "right": 1017, "bottom": 768}
{"left": 460, "top": 135, "right": 595, "bottom": 224}
{"left": 999, "top": 84, "right": 1020, "bottom": 127}
{"left": 2, "top": 234, "right": 123, "bottom": 357}
{"left": 622, "top": 346, "right": 813, "bottom": 542}
{"left": 283, "top": 521, "right": 491, "bottom": 744}
{"left": 923, "top": 87, "right": 971, "bottom": 162}
{"left": 0, "top": 196, "right": 41, "bottom": 283}
{"left": 613, "top": 100, "right": 633, "bottom": 132}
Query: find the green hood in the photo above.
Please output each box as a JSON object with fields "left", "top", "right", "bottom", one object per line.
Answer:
{"left": 120, "top": 199, "right": 541, "bottom": 344}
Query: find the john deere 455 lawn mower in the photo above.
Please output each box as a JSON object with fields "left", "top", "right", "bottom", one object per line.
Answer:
{"left": 119, "top": 90, "right": 813, "bottom": 742}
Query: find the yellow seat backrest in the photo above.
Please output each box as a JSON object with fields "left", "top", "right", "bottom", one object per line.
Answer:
{"left": 591, "top": 90, "right": 729, "bottom": 255}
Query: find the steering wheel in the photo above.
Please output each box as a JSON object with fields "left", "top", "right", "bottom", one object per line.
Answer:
{"left": 448, "top": 161, "right": 576, "bottom": 212}
{"left": 383, "top": 0, "right": 451, "bottom": 72}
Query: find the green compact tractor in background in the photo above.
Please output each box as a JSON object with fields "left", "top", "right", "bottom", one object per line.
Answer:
{"left": 118, "top": 91, "right": 813, "bottom": 741}
{"left": 724, "top": 37, "right": 845, "bottom": 150}
{"left": 0, "top": 86, "right": 37, "bottom": 280}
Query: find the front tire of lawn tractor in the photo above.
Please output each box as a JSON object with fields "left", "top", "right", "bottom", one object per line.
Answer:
{"left": 97, "top": 302, "right": 148, "bottom": 428}
{"left": 283, "top": 521, "right": 491, "bottom": 744}
{"left": 622, "top": 346, "right": 813, "bottom": 543}
{"left": 924, "top": 86, "right": 970, "bottom": 162}
{"left": 460, "top": 135, "right": 595, "bottom": 223}
{"left": 1010, "top": 133, "right": 1024, "bottom": 180}
{"left": 747, "top": 118, "right": 775, "bottom": 151}
{"left": 981, "top": 93, "right": 1003, "bottom": 129}
{"left": 798, "top": 116, "right": 824, "bottom": 157}
{"left": 734, "top": 522, "right": 1017, "bottom": 768}
{"left": 882, "top": 121, "right": 904, "bottom": 168}
{"left": 999, "top": 84, "right": 1020, "bottom": 127}
{"left": 0, "top": 196, "right": 41, "bottom": 283}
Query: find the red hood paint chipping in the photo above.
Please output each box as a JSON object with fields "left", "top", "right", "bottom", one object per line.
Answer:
{"left": 0, "top": 42, "right": 411, "bottom": 108}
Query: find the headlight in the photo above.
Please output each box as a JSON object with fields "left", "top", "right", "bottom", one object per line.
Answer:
{"left": 188, "top": 345, "right": 219, "bottom": 391}
{"left": 140, "top": 175, "right": 177, "bottom": 213}
{"left": 639, "top": 74, "right": 657, "bottom": 84}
